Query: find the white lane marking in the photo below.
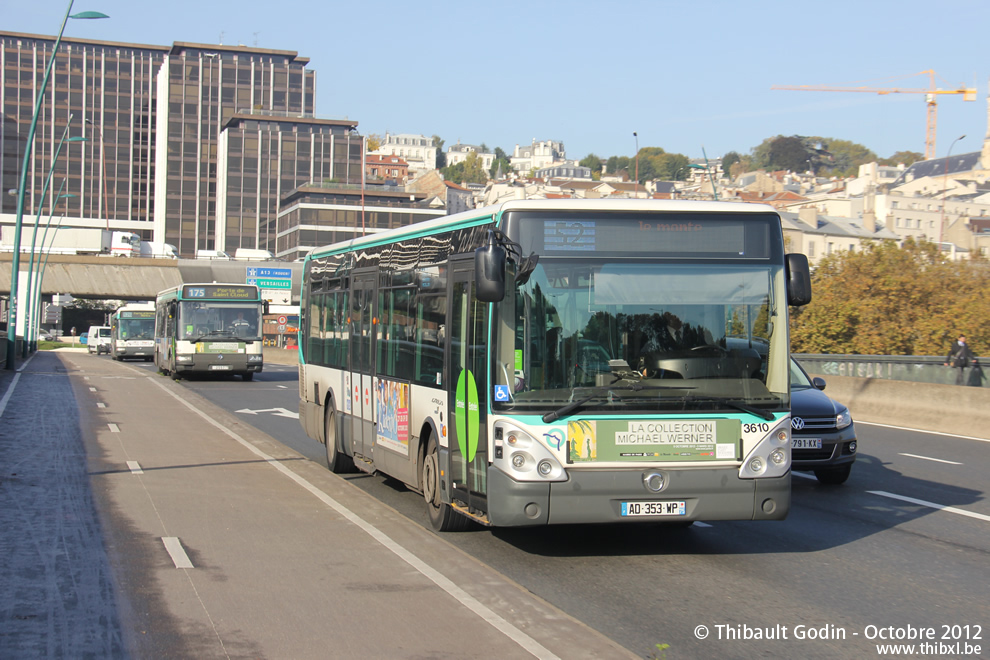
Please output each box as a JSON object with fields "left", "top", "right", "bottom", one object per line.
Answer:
{"left": 89, "top": 387, "right": 97, "bottom": 392}
{"left": 857, "top": 421, "right": 990, "bottom": 443}
{"left": 162, "top": 537, "right": 194, "bottom": 569}
{"left": 84, "top": 376, "right": 91, "bottom": 381}
{"left": 148, "top": 376, "right": 559, "bottom": 660}
{"left": 235, "top": 406, "right": 299, "bottom": 419}
{"left": 127, "top": 461, "right": 144, "bottom": 474}
{"left": 868, "top": 490, "right": 990, "bottom": 523}
{"left": 0, "top": 373, "right": 22, "bottom": 418}
{"left": 898, "top": 452, "right": 962, "bottom": 465}
{"left": 108, "top": 423, "right": 120, "bottom": 433}
{"left": 277, "top": 385, "right": 287, "bottom": 389}
{"left": 792, "top": 471, "right": 817, "bottom": 480}
{"left": 97, "top": 402, "right": 106, "bottom": 409}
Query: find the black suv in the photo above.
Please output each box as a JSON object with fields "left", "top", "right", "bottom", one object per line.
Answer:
{"left": 790, "top": 358, "right": 857, "bottom": 484}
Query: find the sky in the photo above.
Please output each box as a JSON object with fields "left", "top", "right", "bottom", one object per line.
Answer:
{"left": 5, "top": 0, "right": 990, "bottom": 163}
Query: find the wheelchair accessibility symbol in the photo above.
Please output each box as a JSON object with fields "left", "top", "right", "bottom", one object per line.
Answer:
{"left": 493, "top": 385, "right": 510, "bottom": 402}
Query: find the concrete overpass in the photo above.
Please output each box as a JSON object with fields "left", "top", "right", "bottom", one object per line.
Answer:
{"left": 0, "top": 254, "right": 303, "bottom": 303}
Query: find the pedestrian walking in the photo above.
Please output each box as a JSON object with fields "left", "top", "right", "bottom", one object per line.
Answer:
{"left": 945, "top": 334, "right": 976, "bottom": 385}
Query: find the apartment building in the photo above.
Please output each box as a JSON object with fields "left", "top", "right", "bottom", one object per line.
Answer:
{"left": 373, "top": 133, "right": 437, "bottom": 176}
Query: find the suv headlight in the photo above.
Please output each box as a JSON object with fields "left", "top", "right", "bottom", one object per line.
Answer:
{"left": 836, "top": 409, "right": 852, "bottom": 430}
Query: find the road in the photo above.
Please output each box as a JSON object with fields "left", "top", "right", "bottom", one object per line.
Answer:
{"left": 127, "top": 359, "right": 990, "bottom": 658}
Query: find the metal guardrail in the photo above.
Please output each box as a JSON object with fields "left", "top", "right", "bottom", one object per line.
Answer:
{"left": 794, "top": 354, "right": 989, "bottom": 388}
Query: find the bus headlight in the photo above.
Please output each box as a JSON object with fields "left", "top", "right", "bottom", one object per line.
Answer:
{"left": 493, "top": 422, "right": 567, "bottom": 482}
{"left": 247, "top": 354, "right": 263, "bottom": 363}
{"left": 739, "top": 417, "right": 791, "bottom": 479}
{"left": 176, "top": 355, "right": 192, "bottom": 363}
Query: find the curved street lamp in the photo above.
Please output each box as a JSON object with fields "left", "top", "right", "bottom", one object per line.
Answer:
{"left": 22, "top": 118, "right": 87, "bottom": 356}
{"left": 6, "top": 1, "right": 107, "bottom": 369}
{"left": 938, "top": 134, "right": 966, "bottom": 250}
{"left": 31, "top": 188, "right": 76, "bottom": 349}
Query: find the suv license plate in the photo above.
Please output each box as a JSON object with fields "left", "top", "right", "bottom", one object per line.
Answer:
{"left": 621, "top": 501, "right": 686, "bottom": 517}
{"left": 792, "top": 438, "right": 822, "bottom": 449}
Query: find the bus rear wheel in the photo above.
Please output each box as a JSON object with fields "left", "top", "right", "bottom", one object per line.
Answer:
{"left": 423, "top": 435, "right": 470, "bottom": 532}
{"left": 324, "top": 404, "right": 355, "bottom": 473}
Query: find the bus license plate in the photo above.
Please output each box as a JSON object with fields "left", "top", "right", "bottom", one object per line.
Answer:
{"left": 791, "top": 438, "right": 822, "bottom": 449}
{"left": 621, "top": 501, "right": 686, "bottom": 517}
{"left": 209, "top": 365, "right": 231, "bottom": 371}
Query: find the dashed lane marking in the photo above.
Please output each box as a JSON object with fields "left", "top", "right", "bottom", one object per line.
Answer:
{"left": 127, "top": 461, "right": 144, "bottom": 474}
{"left": 97, "top": 402, "right": 106, "bottom": 409}
{"left": 89, "top": 387, "right": 97, "bottom": 392}
{"left": 162, "top": 537, "right": 194, "bottom": 569}
{"left": 868, "top": 490, "right": 990, "bottom": 523}
{"left": 898, "top": 452, "right": 962, "bottom": 465}
{"left": 108, "top": 423, "right": 120, "bottom": 433}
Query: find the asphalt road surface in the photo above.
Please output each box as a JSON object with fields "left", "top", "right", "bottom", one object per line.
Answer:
{"left": 126, "top": 358, "right": 990, "bottom": 659}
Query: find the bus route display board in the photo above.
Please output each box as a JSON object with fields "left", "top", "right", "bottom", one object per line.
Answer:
{"left": 120, "top": 311, "right": 155, "bottom": 319}
{"left": 182, "top": 284, "right": 258, "bottom": 300}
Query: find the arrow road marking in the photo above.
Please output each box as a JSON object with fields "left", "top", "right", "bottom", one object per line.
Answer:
{"left": 236, "top": 407, "right": 299, "bottom": 419}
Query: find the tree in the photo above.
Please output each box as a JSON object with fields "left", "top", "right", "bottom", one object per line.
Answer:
{"left": 579, "top": 153, "right": 604, "bottom": 176}
{"left": 432, "top": 135, "right": 446, "bottom": 169}
{"left": 880, "top": 150, "right": 923, "bottom": 167}
{"left": 766, "top": 136, "right": 810, "bottom": 172}
{"left": 441, "top": 151, "right": 487, "bottom": 185}
{"left": 790, "top": 239, "right": 990, "bottom": 356}
{"left": 365, "top": 133, "right": 383, "bottom": 152}
{"left": 721, "top": 151, "right": 741, "bottom": 180}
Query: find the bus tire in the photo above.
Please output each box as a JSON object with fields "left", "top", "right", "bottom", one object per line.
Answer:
{"left": 242, "top": 372, "right": 254, "bottom": 381}
{"left": 423, "top": 434, "right": 470, "bottom": 532}
{"left": 170, "top": 368, "right": 181, "bottom": 381}
{"left": 324, "top": 403, "right": 355, "bottom": 473}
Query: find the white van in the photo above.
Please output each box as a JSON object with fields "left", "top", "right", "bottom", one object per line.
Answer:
{"left": 233, "top": 248, "right": 275, "bottom": 261}
{"left": 195, "top": 249, "right": 232, "bottom": 260}
{"left": 87, "top": 325, "right": 112, "bottom": 354}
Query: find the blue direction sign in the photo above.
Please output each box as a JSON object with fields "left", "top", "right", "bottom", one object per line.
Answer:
{"left": 248, "top": 278, "right": 292, "bottom": 289}
{"left": 246, "top": 267, "right": 292, "bottom": 279}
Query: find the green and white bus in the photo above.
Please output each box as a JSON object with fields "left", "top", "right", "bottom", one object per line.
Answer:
{"left": 297, "top": 199, "right": 812, "bottom": 530}
{"left": 110, "top": 302, "right": 156, "bottom": 361}
{"left": 154, "top": 283, "right": 266, "bottom": 381}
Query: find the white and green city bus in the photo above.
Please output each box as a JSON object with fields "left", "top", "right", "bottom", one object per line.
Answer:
{"left": 297, "top": 199, "right": 812, "bottom": 530}
{"left": 154, "top": 283, "right": 266, "bottom": 381}
{"left": 109, "top": 302, "right": 156, "bottom": 361}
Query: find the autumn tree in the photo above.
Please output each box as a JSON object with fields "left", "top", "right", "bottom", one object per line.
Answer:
{"left": 790, "top": 239, "right": 990, "bottom": 356}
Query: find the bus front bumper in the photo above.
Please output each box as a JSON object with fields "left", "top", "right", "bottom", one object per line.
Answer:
{"left": 174, "top": 354, "right": 263, "bottom": 374}
{"left": 486, "top": 466, "right": 790, "bottom": 527}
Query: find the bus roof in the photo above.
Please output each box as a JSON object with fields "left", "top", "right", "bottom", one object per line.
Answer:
{"left": 304, "top": 198, "right": 779, "bottom": 261}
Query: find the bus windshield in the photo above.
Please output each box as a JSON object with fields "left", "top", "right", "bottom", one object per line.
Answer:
{"left": 118, "top": 316, "right": 155, "bottom": 340}
{"left": 492, "top": 258, "right": 788, "bottom": 416}
{"left": 179, "top": 301, "right": 262, "bottom": 342}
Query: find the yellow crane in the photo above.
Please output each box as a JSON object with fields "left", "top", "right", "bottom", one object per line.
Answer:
{"left": 772, "top": 70, "right": 977, "bottom": 160}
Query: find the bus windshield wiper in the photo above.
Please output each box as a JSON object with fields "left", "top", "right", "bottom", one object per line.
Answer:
{"left": 677, "top": 395, "right": 776, "bottom": 421}
{"left": 542, "top": 382, "right": 693, "bottom": 424}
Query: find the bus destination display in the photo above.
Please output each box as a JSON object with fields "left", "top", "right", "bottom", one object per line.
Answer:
{"left": 182, "top": 285, "right": 258, "bottom": 300}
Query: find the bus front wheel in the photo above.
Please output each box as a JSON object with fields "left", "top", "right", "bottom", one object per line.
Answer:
{"left": 423, "top": 435, "right": 469, "bottom": 532}
{"left": 324, "top": 404, "right": 355, "bottom": 473}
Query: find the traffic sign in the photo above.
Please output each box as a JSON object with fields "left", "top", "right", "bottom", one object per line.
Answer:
{"left": 262, "top": 289, "right": 292, "bottom": 304}
{"left": 246, "top": 267, "right": 292, "bottom": 279}
{"left": 277, "top": 315, "right": 288, "bottom": 325}
{"left": 248, "top": 277, "right": 291, "bottom": 289}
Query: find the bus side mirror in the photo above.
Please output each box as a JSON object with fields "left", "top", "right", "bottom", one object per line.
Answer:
{"left": 785, "top": 253, "right": 812, "bottom": 306}
{"left": 475, "top": 242, "right": 506, "bottom": 303}
{"left": 263, "top": 300, "right": 270, "bottom": 315}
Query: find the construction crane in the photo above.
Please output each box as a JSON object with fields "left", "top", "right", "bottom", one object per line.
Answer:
{"left": 772, "top": 70, "right": 977, "bottom": 160}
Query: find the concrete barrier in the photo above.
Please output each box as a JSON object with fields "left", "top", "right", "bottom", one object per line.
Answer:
{"left": 801, "top": 371, "right": 990, "bottom": 439}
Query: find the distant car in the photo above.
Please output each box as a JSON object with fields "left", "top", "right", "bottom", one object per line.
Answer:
{"left": 790, "top": 358, "right": 857, "bottom": 484}
{"left": 79, "top": 332, "right": 89, "bottom": 345}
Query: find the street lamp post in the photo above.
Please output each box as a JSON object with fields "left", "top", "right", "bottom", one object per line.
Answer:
{"left": 5, "top": 0, "right": 108, "bottom": 369}
{"left": 633, "top": 132, "right": 639, "bottom": 196}
{"left": 30, "top": 187, "right": 76, "bottom": 350}
{"left": 22, "top": 119, "right": 87, "bottom": 356}
{"left": 939, "top": 134, "right": 966, "bottom": 250}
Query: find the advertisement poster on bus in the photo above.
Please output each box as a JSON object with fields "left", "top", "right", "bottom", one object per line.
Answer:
{"left": 376, "top": 380, "right": 410, "bottom": 456}
{"left": 567, "top": 419, "right": 741, "bottom": 463}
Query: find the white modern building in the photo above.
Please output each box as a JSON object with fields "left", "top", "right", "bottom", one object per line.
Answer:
{"left": 373, "top": 133, "right": 437, "bottom": 177}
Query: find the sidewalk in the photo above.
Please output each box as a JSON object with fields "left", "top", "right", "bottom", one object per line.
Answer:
{"left": 0, "top": 351, "right": 636, "bottom": 659}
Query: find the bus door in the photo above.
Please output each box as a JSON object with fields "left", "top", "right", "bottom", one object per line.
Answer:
{"left": 447, "top": 258, "right": 489, "bottom": 514}
{"left": 349, "top": 271, "right": 377, "bottom": 462}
